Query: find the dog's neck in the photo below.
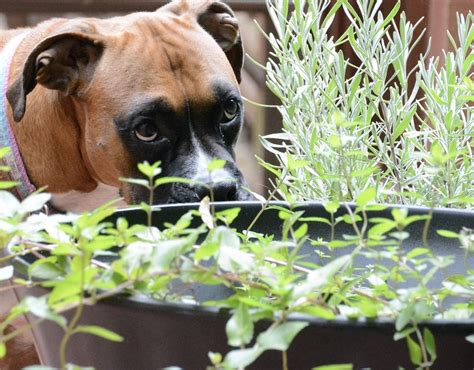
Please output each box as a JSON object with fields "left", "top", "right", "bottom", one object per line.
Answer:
{"left": 5, "top": 26, "right": 100, "bottom": 197}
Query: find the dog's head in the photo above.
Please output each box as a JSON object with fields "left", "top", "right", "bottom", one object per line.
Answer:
{"left": 7, "top": 0, "right": 254, "bottom": 204}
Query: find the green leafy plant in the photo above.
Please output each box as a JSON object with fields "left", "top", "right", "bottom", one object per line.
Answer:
{"left": 261, "top": 0, "right": 473, "bottom": 208}
{"left": 0, "top": 1, "right": 473, "bottom": 369}
{"left": 0, "top": 159, "right": 472, "bottom": 369}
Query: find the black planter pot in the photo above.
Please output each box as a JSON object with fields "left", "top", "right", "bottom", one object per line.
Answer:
{"left": 11, "top": 202, "right": 474, "bottom": 370}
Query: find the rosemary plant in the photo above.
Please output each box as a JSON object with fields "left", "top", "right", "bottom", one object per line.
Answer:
{"left": 261, "top": 0, "right": 473, "bottom": 208}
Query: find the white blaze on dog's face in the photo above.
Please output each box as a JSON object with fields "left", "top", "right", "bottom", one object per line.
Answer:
{"left": 6, "top": 0, "right": 253, "bottom": 205}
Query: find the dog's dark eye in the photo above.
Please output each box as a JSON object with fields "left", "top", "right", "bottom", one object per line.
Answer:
{"left": 134, "top": 122, "right": 159, "bottom": 142}
{"left": 222, "top": 98, "right": 239, "bottom": 122}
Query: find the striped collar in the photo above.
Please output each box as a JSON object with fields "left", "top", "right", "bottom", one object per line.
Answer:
{"left": 0, "top": 32, "right": 36, "bottom": 200}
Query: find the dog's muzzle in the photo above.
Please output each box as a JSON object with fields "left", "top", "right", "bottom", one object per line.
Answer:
{"left": 167, "top": 179, "right": 255, "bottom": 203}
{"left": 126, "top": 167, "right": 255, "bottom": 205}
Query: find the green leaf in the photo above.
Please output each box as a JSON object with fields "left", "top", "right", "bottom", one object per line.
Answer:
{"left": 350, "top": 167, "right": 378, "bottom": 178}
{"left": 406, "top": 335, "right": 422, "bottom": 365}
{"left": 226, "top": 304, "right": 254, "bottom": 347}
{"left": 312, "top": 364, "right": 353, "bottom": 370}
{"left": 48, "top": 281, "right": 81, "bottom": 305}
{"left": 216, "top": 226, "right": 240, "bottom": 249}
{"left": 391, "top": 208, "right": 408, "bottom": 223}
{"left": 368, "top": 221, "right": 396, "bottom": 238}
{"left": 120, "top": 177, "right": 149, "bottom": 188}
{"left": 257, "top": 321, "right": 308, "bottom": 351}
{"left": 294, "top": 223, "right": 308, "bottom": 240}
{"left": 0, "top": 342, "right": 5, "bottom": 359}
{"left": 237, "top": 297, "right": 274, "bottom": 311}
{"left": 208, "top": 159, "right": 226, "bottom": 171}
{"left": 380, "top": 0, "right": 401, "bottom": 29}
{"left": 0, "top": 191, "right": 20, "bottom": 215}
{"left": 294, "top": 255, "right": 351, "bottom": 297}
{"left": 29, "top": 259, "right": 63, "bottom": 280}
{"left": 173, "top": 211, "right": 194, "bottom": 231}
{"left": 218, "top": 246, "right": 254, "bottom": 273}
{"left": 18, "top": 193, "right": 51, "bottom": 214}
{"left": 51, "top": 243, "right": 80, "bottom": 256}
{"left": 327, "top": 240, "right": 354, "bottom": 248}
{"left": 0, "top": 147, "right": 11, "bottom": 157}
{"left": 153, "top": 239, "right": 189, "bottom": 271}
{"left": 287, "top": 155, "right": 310, "bottom": 171}
{"left": 154, "top": 177, "right": 196, "bottom": 188}
{"left": 300, "top": 216, "right": 331, "bottom": 225}
{"left": 430, "top": 141, "right": 446, "bottom": 165}
{"left": 436, "top": 230, "right": 459, "bottom": 238}
{"left": 301, "top": 305, "right": 336, "bottom": 320}
{"left": 395, "top": 306, "right": 413, "bottom": 331}
{"left": 137, "top": 161, "right": 161, "bottom": 178}
{"left": 332, "top": 111, "right": 345, "bottom": 126}
{"left": 340, "top": 214, "right": 362, "bottom": 224}
{"left": 328, "top": 134, "right": 342, "bottom": 149}
{"left": 84, "top": 236, "right": 117, "bottom": 252}
{"left": 413, "top": 301, "right": 433, "bottom": 321}
{"left": 224, "top": 346, "right": 263, "bottom": 368}
{"left": 216, "top": 207, "right": 241, "bottom": 225}
{"left": 199, "top": 196, "right": 214, "bottom": 229}
{"left": 22, "top": 296, "right": 66, "bottom": 327}
{"left": 208, "top": 351, "right": 222, "bottom": 366}
{"left": 393, "top": 327, "right": 416, "bottom": 341}
{"left": 195, "top": 240, "right": 219, "bottom": 262}
{"left": 423, "top": 327, "right": 436, "bottom": 360}
{"left": 356, "top": 188, "right": 376, "bottom": 207}
{"left": 323, "top": 201, "right": 339, "bottom": 214}
{"left": 74, "top": 325, "right": 124, "bottom": 342}
{"left": 0, "top": 265, "right": 13, "bottom": 281}
{"left": 393, "top": 105, "right": 416, "bottom": 139}
{"left": 0, "top": 181, "right": 18, "bottom": 189}
{"left": 406, "top": 248, "right": 430, "bottom": 259}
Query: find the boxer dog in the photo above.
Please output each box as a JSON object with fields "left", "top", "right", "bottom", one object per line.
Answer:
{"left": 0, "top": 1, "right": 252, "bottom": 367}
{"left": 0, "top": 0, "right": 252, "bottom": 213}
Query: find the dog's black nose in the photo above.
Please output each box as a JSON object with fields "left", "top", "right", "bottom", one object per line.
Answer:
{"left": 195, "top": 181, "right": 238, "bottom": 201}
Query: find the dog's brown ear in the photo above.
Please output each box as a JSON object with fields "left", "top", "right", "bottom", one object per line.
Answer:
{"left": 7, "top": 32, "right": 103, "bottom": 122}
{"left": 196, "top": 1, "right": 244, "bottom": 83}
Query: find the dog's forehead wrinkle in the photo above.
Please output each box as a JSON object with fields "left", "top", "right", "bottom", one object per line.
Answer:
{"left": 145, "top": 19, "right": 192, "bottom": 110}
{"left": 128, "top": 97, "right": 173, "bottom": 119}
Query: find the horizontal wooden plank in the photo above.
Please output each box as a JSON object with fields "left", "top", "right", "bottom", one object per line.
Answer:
{"left": 0, "top": 0, "right": 267, "bottom": 13}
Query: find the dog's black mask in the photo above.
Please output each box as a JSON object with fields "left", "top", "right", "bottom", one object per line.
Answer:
{"left": 115, "top": 81, "right": 254, "bottom": 204}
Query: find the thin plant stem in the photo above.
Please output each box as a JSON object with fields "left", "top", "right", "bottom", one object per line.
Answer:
{"left": 422, "top": 206, "right": 434, "bottom": 247}
{"left": 245, "top": 172, "right": 288, "bottom": 239}
{"left": 59, "top": 247, "right": 87, "bottom": 369}
{"left": 414, "top": 325, "right": 430, "bottom": 370}
{"left": 0, "top": 319, "right": 43, "bottom": 343}
{"left": 148, "top": 176, "right": 154, "bottom": 228}
{"left": 282, "top": 350, "right": 288, "bottom": 370}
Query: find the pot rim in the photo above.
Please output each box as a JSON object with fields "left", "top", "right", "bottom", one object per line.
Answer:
{"left": 115, "top": 200, "right": 474, "bottom": 217}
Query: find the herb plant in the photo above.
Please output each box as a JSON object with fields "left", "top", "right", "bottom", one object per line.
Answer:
{"left": 0, "top": 0, "right": 473, "bottom": 369}
{"left": 261, "top": 0, "right": 473, "bottom": 208}
{"left": 0, "top": 158, "right": 472, "bottom": 369}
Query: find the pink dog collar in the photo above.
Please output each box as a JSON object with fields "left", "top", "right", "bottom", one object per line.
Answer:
{"left": 0, "top": 32, "right": 37, "bottom": 199}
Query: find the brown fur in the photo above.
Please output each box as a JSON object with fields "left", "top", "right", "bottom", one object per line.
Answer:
{"left": 1, "top": 0, "right": 241, "bottom": 198}
{"left": 0, "top": 1, "right": 242, "bottom": 367}
{"left": 0, "top": 320, "right": 40, "bottom": 369}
